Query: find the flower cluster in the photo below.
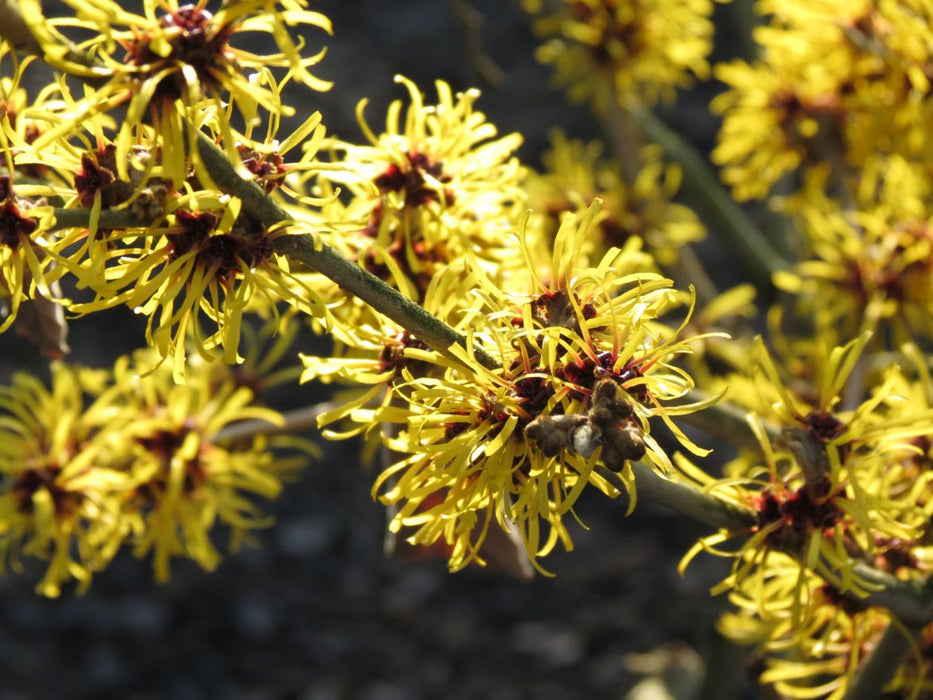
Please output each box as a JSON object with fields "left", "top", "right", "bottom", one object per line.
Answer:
{"left": 302, "top": 75, "right": 527, "bottom": 324}
{"left": 304, "top": 207, "right": 710, "bottom": 571}
{"left": 774, "top": 157, "right": 933, "bottom": 345}
{"left": 0, "top": 42, "right": 329, "bottom": 378}
{"left": 9, "top": 0, "right": 933, "bottom": 696}
{"left": 21, "top": 0, "right": 331, "bottom": 184}
{"left": 524, "top": 0, "right": 721, "bottom": 110}
{"left": 713, "top": 0, "right": 933, "bottom": 203}
{"left": 525, "top": 130, "right": 705, "bottom": 267}
{"left": 680, "top": 334, "right": 933, "bottom": 697}
{"left": 0, "top": 347, "right": 305, "bottom": 596}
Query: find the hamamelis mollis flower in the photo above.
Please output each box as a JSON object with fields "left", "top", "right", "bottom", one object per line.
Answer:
{"left": 752, "top": 334, "right": 933, "bottom": 546}
{"left": 525, "top": 0, "right": 720, "bottom": 110}
{"left": 310, "top": 204, "right": 713, "bottom": 572}
{"left": 0, "top": 175, "right": 55, "bottom": 332}
{"left": 307, "top": 75, "right": 526, "bottom": 320}
{"left": 21, "top": 0, "right": 331, "bottom": 183}
{"left": 0, "top": 363, "right": 126, "bottom": 597}
{"left": 681, "top": 336, "right": 933, "bottom": 633}
{"left": 525, "top": 130, "right": 705, "bottom": 268}
{"left": 60, "top": 192, "right": 327, "bottom": 381}
{"left": 0, "top": 45, "right": 52, "bottom": 181}
{"left": 104, "top": 349, "right": 293, "bottom": 582}
{"left": 715, "top": 539, "right": 933, "bottom": 699}
{"left": 0, "top": 348, "right": 307, "bottom": 595}
{"left": 716, "top": 560, "right": 892, "bottom": 700}
{"left": 774, "top": 157, "right": 933, "bottom": 344}
{"left": 713, "top": 0, "right": 933, "bottom": 202}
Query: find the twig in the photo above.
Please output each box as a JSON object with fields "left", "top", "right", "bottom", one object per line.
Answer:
{"left": 600, "top": 97, "right": 645, "bottom": 187}
{"left": 778, "top": 427, "right": 832, "bottom": 497}
{"left": 596, "top": 462, "right": 756, "bottom": 532}
{"left": 627, "top": 106, "right": 788, "bottom": 290}
{"left": 45, "top": 132, "right": 500, "bottom": 372}
{"left": 191, "top": 132, "right": 501, "bottom": 371}
{"left": 851, "top": 566, "right": 933, "bottom": 627}
{"left": 843, "top": 620, "right": 922, "bottom": 700}
{"left": 449, "top": 0, "right": 505, "bottom": 86}
{"left": 677, "top": 388, "right": 780, "bottom": 451}
{"left": 214, "top": 401, "right": 337, "bottom": 443}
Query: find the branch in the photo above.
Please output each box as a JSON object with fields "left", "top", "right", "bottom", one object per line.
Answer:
{"left": 843, "top": 620, "right": 922, "bottom": 700}
{"left": 214, "top": 401, "right": 337, "bottom": 443}
{"left": 191, "top": 132, "right": 501, "bottom": 371}
{"left": 677, "top": 388, "right": 780, "bottom": 451}
{"left": 2, "top": 1, "right": 500, "bottom": 372}
{"left": 851, "top": 567, "right": 933, "bottom": 627}
{"left": 45, "top": 134, "right": 500, "bottom": 372}
{"left": 627, "top": 106, "right": 788, "bottom": 290}
{"left": 597, "top": 462, "right": 756, "bottom": 532}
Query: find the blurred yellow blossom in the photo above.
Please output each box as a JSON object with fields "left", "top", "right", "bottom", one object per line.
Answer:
{"left": 526, "top": 0, "right": 722, "bottom": 110}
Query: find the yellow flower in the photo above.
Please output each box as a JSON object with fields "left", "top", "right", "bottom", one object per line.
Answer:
{"left": 526, "top": 0, "right": 721, "bottom": 110}
{"left": 0, "top": 44, "right": 54, "bottom": 181}
{"left": 0, "top": 346, "right": 313, "bottom": 594}
{"left": 105, "top": 349, "right": 292, "bottom": 582}
{"left": 713, "top": 0, "right": 933, "bottom": 201}
{"left": 0, "top": 175, "right": 55, "bottom": 332}
{"left": 774, "top": 156, "right": 933, "bottom": 344}
{"left": 0, "top": 362, "right": 128, "bottom": 597}
{"left": 717, "top": 559, "right": 891, "bottom": 700}
{"left": 525, "top": 130, "right": 705, "bottom": 267}
{"left": 22, "top": 0, "right": 332, "bottom": 184}
{"left": 308, "top": 75, "right": 526, "bottom": 317}
{"left": 681, "top": 336, "right": 933, "bottom": 636}
{"left": 61, "top": 192, "right": 327, "bottom": 381}
{"left": 314, "top": 204, "right": 713, "bottom": 572}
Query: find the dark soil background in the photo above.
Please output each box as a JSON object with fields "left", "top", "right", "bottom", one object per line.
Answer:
{"left": 0, "top": 2, "right": 764, "bottom": 698}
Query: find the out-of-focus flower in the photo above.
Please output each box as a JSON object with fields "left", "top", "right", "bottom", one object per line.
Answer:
{"left": 774, "top": 157, "right": 933, "bottom": 344}
{"left": 0, "top": 346, "right": 312, "bottom": 594}
{"left": 525, "top": 0, "right": 721, "bottom": 110}
{"left": 713, "top": 0, "right": 933, "bottom": 202}
{"left": 525, "top": 130, "right": 705, "bottom": 268}
{"left": 0, "top": 362, "right": 126, "bottom": 597}
{"left": 105, "top": 349, "right": 293, "bottom": 582}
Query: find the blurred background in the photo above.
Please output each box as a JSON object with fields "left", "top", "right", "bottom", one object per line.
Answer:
{"left": 0, "top": 1, "right": 759, "bottom": 697}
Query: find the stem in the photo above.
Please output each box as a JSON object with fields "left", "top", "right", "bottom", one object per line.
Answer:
{"left": 3, "top": 9, "right": 499, "bottom": 372}
{"left": 627, "top": 106, "right": 788, "bottom": 289}
{"left": 852, "top": 566, "right": 933, "bottom": 627}
{"left": 778, "top": 427, "right": 832, "bottom": 496}
{"left": 597, "top": 462, "right": 757, "bottom": 531}
{"left": 671, "top": 244, "right": 719, "bottom": 307}
{"left": 192, "top": 132, "right": 501, "bottom": 371}
{"left": 50, "top": 208, "right": 143, "bottom": 231}
{"left": 600, "top": 97, "right": 644, "bottom": 187}
{"left": 46, "top": 134, "right": 500, "bottom": 372}
{"left": 448, "top": 0, "right": 505, "bottom": 86}
{"left": 215, "top": 401, "right": 337, "bottom": 443}
{"left": 677, "top": 388, "right": 781, "bottom": 451}
{"left": 725, "top": 0, "right": 762, "bottom": 62}
{"left": 843, "top": 620, "right": 921, "bottom": 700}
